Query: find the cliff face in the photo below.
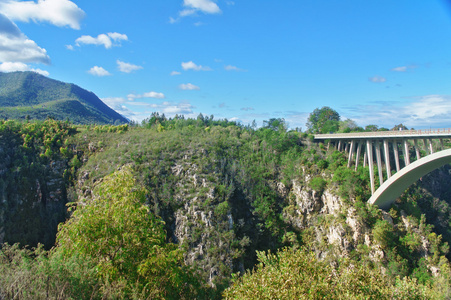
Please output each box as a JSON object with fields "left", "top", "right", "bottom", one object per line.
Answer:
{"left": 0, "top": 120, "right": 76, "bottom": 248}
{"left": 69, "top": 125, "right": 451, "bottom": 287}
{"left": 2, "top": 122, "right": 451, "bottom": 288}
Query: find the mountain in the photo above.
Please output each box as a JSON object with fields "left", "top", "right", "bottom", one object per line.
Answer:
{"left": 0, "top": 71, "right": 128, "bottom": 124}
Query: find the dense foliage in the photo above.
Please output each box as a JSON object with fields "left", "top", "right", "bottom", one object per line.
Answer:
{"left": 1, "top": 113, "right": 451, "bottom": 298}
{"left": 223, "top": 247, "right": 436, "bottom": 299}
{"left": 0, "top": 167, "right": 211, "bottom": 299}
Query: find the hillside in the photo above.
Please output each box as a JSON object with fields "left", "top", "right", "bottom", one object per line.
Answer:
{"left": 1, "top": 117, "right": 451, "bottom": 298}
{"left": 0, "top": 71, "right": 128, "bottom": 124}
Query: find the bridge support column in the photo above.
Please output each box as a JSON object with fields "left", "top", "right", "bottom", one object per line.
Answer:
{"left": 383, "top": 139, "right": 391, "bottom": 179}
{"left": 440, "top": 139, "right": 444, "bottom": 151}
{"left": 355, "top": 141, "right": 363, "bottom": 171}
{"left": 414, "top": 139, "right": 421, "bottom": 161}
{"left": 428, "top": 139, "right": 434, "bottom": 154}
{"left": 366, "top": 140, "right": 375, "bottom": 195}
{"left": 347, "top": 140, "right": 355, "bottom": 168}
{"left": 375, "top": 141, "right": 384, "bottom": 185}
{"left": 423, "top": 139, "right": 429, "bottom": 154}
{"left": 338, "top": 140, "right": 342, "bottom": 151}
{"left": 393, "top": 141, "right": 400, "bottom": 172}
{"left": 403, "top": 139, "right": 410, "bottom": 166}
{"left": 363, "top": 152, "right": 367, "bottom": 167}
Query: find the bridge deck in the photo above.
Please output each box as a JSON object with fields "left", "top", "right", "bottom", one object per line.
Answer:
{"left": 315, "top": 128, "right": 451, "bottom": 140}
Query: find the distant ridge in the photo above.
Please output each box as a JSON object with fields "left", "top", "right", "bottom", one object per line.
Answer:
{"left": 0, "top": 71, "right": 128, "bottom": 124}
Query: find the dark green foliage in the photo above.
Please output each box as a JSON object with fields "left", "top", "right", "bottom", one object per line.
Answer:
{"left": 309, "top": 176, "right": 327, "bottom": 194}
{"left": 0, "top": 119, "right": 78, "bottom": 248}
{"left": 306, "top": 106, "right": 340, "bottom": 134}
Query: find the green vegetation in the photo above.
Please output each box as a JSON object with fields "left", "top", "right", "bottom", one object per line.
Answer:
{"left": 0, "top": 167, "right": 211, "bottom": 299}
{"left": 0, "top": 71, "right": 128, "bottom": 124}
{"left": 1, "top": 108, "right": 451, "bottom": 298}
{"left": 223, "top": 247, "right": 436, "bottom": 299}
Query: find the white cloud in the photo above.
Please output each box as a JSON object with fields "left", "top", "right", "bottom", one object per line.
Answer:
{"left": 117, "top": 60, "right": 143, "bottom": 73}
{"left": 169, "top": 17, "right": 179, "bottom": 24}
{"left": 0, "top": 13, "right": 50, "bottom": 64}
{"left": 102, "top": 97, "right": 136, "bottom": 119}
{"left": 391, "top": 65, "right": 416, "bottom": 72}
{"left": 179, "top": 83, "right": 200, "bottom": 90}
{"left": 179, "top": 8, "right": 197, "bottom": 17}
{"left": 65, "top": 44, "right": 74, "bottom": 50}
{"left": 391, "top": 66, "right": 407, "bottom": 72}
{"left": 75, "top": 32, "right": 128, "bottom": 49}
{"left": 0, "top": 61, "right": 48, "bottom": 75}
{"left": 88, "top": 66, "right": 111, "bottom": 76}
{"left": 181, "top": 60, "right": 211, "bottom": 71}
{"left": 0, "top": 0, "right": 85, "bottom": 30}
{"left": 127, "top": 91, "right": 165, "bottom": 100}
{"left": 368, "top": 76, "right": 386, "bottom": 83}
{"left": 341, "top": 95, "right": 451, "bottom": 129}
{"left": 225, "top": 64, "right": 246, "bottom": 72}
{"left": 170, "top": 71, "right": 181, "bottom": 75}
{"left": 102, "top": 96, "right": 195, "bottom": 122}
{"left": 171, "top": 0, "right": 221, "bottom": 23}
{"left": 183, "top": 0, "right": 221, "bottom": 14}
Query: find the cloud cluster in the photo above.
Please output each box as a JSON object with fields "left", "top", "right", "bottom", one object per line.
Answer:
{"left": 391, "top": 65, "right": 416, "bottom": 72}
{"left": 75, "top": 32, "right": 128, "bottom": 49}
{"left": 179, "top": 83, "right": 200, "bottom": 90}
{"left": 368, "top": 76, "right": 386, "bottom": 83}
{"left": 181, "top": 0, "right": 221, "bottom": 15}
{"left": 0, "top": 61, "right": 48, "bottom": 75}
{"left": 102, "top": 96, "right": 195, "bottom": 121}
{"left": 0, "top": 13, "right": 50, "bottom": 64}
{"left": 225, "top": 64, "right": 246, "bottom": 72}
{"left": 0, "top": 0, "right": 85, "bottom": 29}
{"left": 117, "top": 60, "right": 143, "bottom": 73}
{"left": 181, "top": 61, "right": 211, "bottom": 71}
{"left": 170, "top": 0, "right": 221, "bottom": 23}
{"left": 88, "top": 66, "right": 111, "bottom": 77}
{"left": 127, "top": 92, "right": 165, "bottom": 100}
{"left": 342, "top": 95, "right": 451, "bottom": 129}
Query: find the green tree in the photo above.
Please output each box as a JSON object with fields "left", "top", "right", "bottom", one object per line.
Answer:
{"left": 339, "top": 118, "right": 359, "bottom": 133}
{"left": 263, "top": 118, "right": 287, "bottom": 132}
{"left": 306, "top": 106, "right": 340, "bottom": 134}
{"left": 53, "top": 166, "right": 206, "bottom": 299}
{"left": 365, "top": 124, "right": 379, "bottom": 132}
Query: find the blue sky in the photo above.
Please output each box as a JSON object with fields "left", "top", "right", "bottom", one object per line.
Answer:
{"left": 1, "top": 0, "right": 451, "bottom": 129}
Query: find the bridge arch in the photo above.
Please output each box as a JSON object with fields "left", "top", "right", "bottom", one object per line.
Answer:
{"left": 368, "top": 149, "right": 451, "bottom": 209}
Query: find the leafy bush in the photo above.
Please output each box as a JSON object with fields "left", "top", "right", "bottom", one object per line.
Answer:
{"left": 223, "top": 247, "right": 433, "bottom": 299}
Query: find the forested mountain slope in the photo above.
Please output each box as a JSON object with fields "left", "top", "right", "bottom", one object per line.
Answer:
{"left": 0, "top": 71, "right": 128, "bottom": 124}
{"left": 1, "top": 116, "right": 451, "bottom": 298}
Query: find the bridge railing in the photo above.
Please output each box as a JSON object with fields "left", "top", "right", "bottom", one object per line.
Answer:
{"left": 315, "top": 128, "right": 451, "bottom": 139}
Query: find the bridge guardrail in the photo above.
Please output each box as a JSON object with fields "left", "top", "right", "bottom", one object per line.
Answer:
{"left": 315, "top": 128, "right": 451, "bottom": 140}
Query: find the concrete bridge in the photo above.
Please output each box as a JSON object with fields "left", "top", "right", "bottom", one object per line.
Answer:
{"left": 314, "top": 128, "right": 451, "bottom": 209}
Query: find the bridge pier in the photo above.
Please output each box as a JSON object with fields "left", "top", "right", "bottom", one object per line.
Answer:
{"left": 403, "top": 139, "right": 410, "bottom": 166}
{"left": 355, "top": 141, "right": 363, "bottom": 171}
{"left": 414, "top": 139, "right": 421, "bottom": 160}
{"left": 393, "top": 141, "right": 401, "bottom": 172}
{"left": 383, "top": 140, "right": 391, "bottom": 179}
{"left": 347, "top": 140, "right": 355, "bottom": 168}
{"left": 366, "top": 140, "right": 375, "bottom": 195}
{"left": 316, "top": 129, "right": 451, "bottom": 204}
{"left": 375, "top": 141, "right": 384, "bottom": 185}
